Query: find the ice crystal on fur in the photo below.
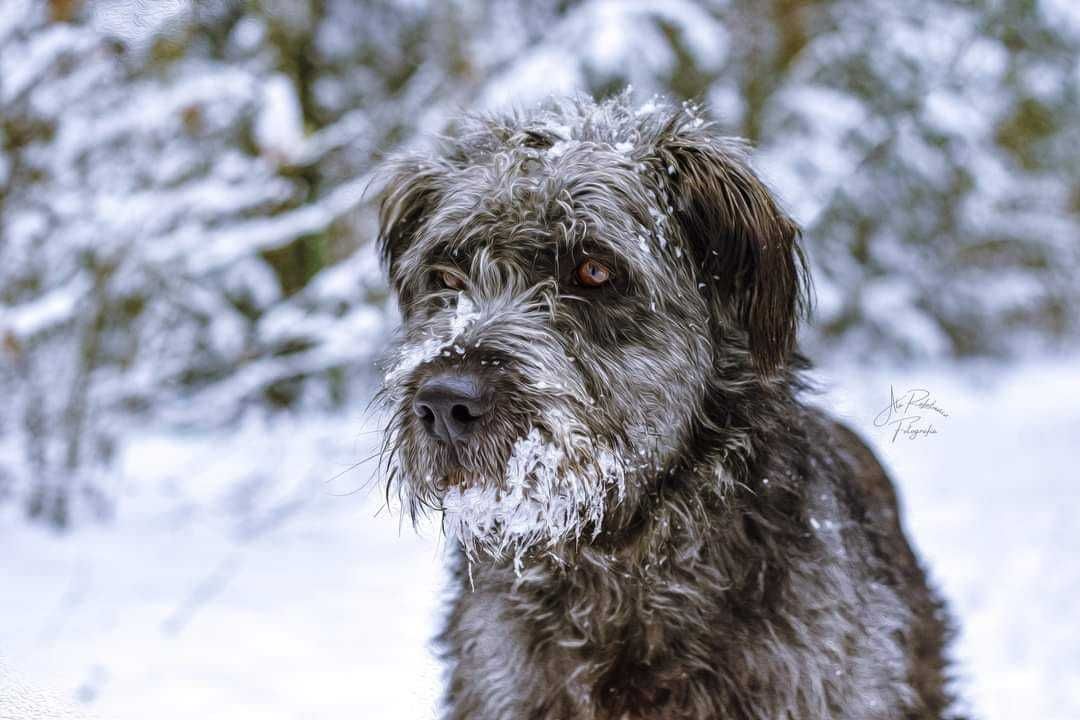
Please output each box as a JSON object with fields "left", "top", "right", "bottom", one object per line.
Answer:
{"left": 441, "top": 427, "right": 626, "bottom": 570}
{"left": 384, "top": 293, "right": 478, "bottom": 384}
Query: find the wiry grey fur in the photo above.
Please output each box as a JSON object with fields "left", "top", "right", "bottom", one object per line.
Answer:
{"left": 375, "top": 93, "right": 957, "bottom": 719}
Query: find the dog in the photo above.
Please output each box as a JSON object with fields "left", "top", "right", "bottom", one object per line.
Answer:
{"left": 376, "top": 93, "right": 955, "bottom": 720}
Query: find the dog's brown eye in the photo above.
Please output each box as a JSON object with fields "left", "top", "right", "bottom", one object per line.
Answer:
{"left": 440, "top": 271, "right": 465, "bottom": 290}
{"left": 576, "top": 259, "right": 611, "bottom": 287}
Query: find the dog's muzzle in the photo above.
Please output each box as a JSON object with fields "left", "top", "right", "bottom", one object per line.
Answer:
{"left": 412, "top": 371, "right": 492, "bottom": 445}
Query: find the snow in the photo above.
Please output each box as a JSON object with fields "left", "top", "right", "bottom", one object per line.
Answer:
{"left": 480, "top": 0, "right": 726, "bottom": 111}
{"left": 0, "top": 414, "right": 444, "bottom": 720}
{"left": 2, "top": 355, "right": 1078, "bottom": 719}
{"left": 385, "top": 293, "right": 480, "bottom": 385}
{"left": 1, "top": 276, "right": 91, "bottom": 340}
{"left": 441, "top": 425, "right": 626, "bottom": 571}
{"left": 0, "top": 662, "right": 98, "bottom": 719}
{"left": 166, "top": 171, "right": 373, "bottom": 275}
{"left": 545, "top": 138, "right": 577, "bottom": 159}
{"left": 89, "top": 0, "right": 191, "bottom": 52}
{"left": 0, "top": 24, "right": 94, "bottom": 104}
{"left": 253, "top": 74, "right": 306, "bottom": 164}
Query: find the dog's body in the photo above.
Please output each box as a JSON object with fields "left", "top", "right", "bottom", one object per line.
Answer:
{"left": 377, "top": 94, "right": 954, "bottom": 719}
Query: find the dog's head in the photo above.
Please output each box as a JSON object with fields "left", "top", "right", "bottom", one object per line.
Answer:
{"left": 376, "top": 95, "right": 807, "bottom": 565}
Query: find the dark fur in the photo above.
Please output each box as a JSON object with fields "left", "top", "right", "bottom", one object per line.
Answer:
{"left": 376, "top": 94, "right": 955, "bottom": 719}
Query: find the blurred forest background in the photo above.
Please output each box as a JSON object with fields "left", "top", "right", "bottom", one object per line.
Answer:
{"left": 1, "top": 0, "right": 1078, "bottom": 528}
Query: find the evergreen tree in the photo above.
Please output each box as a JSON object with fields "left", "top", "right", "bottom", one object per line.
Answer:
{"left": 2, "top": 0, "right": 1077, "bottom": 526}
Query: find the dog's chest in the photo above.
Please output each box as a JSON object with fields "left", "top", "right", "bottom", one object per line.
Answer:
{"left": 542, "top": 635, "right": 690, "bottom": 720}
{"left": 591, "top": 661, "right": 688, "bottom": 720}
{"left": 510, "top": 574, "right": 695, "bottom": 719}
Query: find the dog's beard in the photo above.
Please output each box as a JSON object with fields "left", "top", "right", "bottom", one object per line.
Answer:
{"left": 439, "top": 422, "right": 631, "bottom": 572}
{"left": 385, "top": 367, "right": 670, "bottom": 570}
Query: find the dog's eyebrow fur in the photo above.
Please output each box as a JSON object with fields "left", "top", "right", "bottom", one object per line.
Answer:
{"left": 389, "top": 161, "right": 675, "bottom": 301}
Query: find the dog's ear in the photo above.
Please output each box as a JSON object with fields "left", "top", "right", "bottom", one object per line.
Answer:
{"left": 652, "top": 116, "right": 808, "bottom": 375}
{"left": 376, "top": 157, "right": 447, "bottom": 293}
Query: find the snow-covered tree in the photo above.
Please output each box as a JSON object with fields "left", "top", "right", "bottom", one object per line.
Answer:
{"left": 2, "top": 0, "right": 1077, "bottom": 526}
{"left": 0, "top": 0, "right": 385, "bottom": 525}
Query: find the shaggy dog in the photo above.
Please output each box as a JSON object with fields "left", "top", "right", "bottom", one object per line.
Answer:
{"left": 376, "top": 94, "right": 955, "bottom": 719}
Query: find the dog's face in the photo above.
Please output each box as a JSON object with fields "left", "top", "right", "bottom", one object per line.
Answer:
{"left": 377, "top": 96, "right": 805, "bottom": 564}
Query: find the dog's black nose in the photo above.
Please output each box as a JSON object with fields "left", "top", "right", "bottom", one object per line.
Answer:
{"left": 413, "top": 372, "right": 491, "bottom": 444}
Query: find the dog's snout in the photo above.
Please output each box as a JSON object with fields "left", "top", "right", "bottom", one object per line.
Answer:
{"left": 413, "top": 373, "right": 491, "bottom": 444}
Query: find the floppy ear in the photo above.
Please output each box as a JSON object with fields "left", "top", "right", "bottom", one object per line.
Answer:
{"left": 376, "top": 157, "right": 447, "bottom": 294}
{"left": 652, "top": 117, "right": 808, "bottom": 375}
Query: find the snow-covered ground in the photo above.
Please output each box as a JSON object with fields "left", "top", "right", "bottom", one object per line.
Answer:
{"left": 2, "top": 355, "right": 1078, "bottom": 719}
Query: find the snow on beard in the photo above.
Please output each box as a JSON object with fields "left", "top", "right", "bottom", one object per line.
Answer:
{"left": 439, "top": 414, "right": 631, "bottom": 575}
